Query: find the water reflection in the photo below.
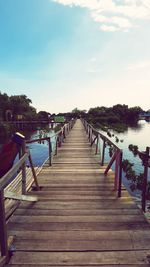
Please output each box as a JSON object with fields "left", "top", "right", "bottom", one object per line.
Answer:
{"left": 101, "top": 120, "right": 150, "bottom": 197}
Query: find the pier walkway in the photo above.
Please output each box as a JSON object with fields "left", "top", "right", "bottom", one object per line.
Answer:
{"left": 5, "top": 119, "right": 150, "bottom": 266}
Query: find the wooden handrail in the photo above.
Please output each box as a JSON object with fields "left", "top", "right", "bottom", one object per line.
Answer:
{"left": 26, "top": 120, "right": 75, "bottom": 166}
{"left": 0, "top": 152, "right": 29, "bottom": 190}
{"left": 127, "top": 146, "right": 150, "bottom": 212}
{"left": 141, "top": 147, "right": 150, "bottom": 212}
{"left": 0, "top": 150, "right": 29, "bottom": 261}
{"left": 82, "top": 119, "right": 123, "bottom": 197}
{"left": 26, "top": 137, "right": 50, "bottom": 144}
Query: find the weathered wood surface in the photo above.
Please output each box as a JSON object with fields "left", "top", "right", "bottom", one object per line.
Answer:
{"left": 5, "top": 119, "right": 150, "bottom": 266}
{"left": 4, "top": 167, "right": 41, "bottom": 220}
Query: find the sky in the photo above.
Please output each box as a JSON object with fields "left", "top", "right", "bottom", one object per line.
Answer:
{"left": 0, "top": 0, "right": 150, "bottom": 113}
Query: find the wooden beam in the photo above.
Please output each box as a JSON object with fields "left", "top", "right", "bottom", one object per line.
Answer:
{"left": 0, "top": 153, "right": 28, "bottom": 190}
{"left": 0, "top": 190, "right": 8, "bottom": 257}
{"left": 4, "top": 191, "right": 38, "bottom": 202}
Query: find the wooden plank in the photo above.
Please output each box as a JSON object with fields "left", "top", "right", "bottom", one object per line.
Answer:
{"left": 4, "top": 192, "right": 38, "bottom": 202}
{"left": 14, "top": 207, "right": 142, "bottom": 216}
{"left": 4, "top": 265, "right": 150, "bottom": 267}
{"left": 8, "top": 251, "right": 150, "bottom": 265}
{"left": 18, "top": 200, "right": 138, "bottom": 209}
{"left": 8, "top": 221, "right": 150, "bottom": 231}
{"left": 8, "top": 229, "right": 150, "bottom": 241}
{"left": 20, "top": 195, "right": 132, "bottom": 201}
{"left": 11, "top": 239, "right": 141, "bottom": 251}
{"left": 28, "top": 190, "right": 129, "bottom": 196}
{"left": 9, "top": 214, "right": 146, "bottom": 223}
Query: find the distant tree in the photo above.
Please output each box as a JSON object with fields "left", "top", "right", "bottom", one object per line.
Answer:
{"left": 10, "top": 95, "right": 32, "bottom": 115}
{"left": 37, "top": 111, "right": 49, "bottom": 121}
{"left": 71, "top": 108, "right": 87, "bottom": 118}
{"left": 126, "top": 106, "right": 143, "bottom": 123}
{"left": 0, "top": 92, "right": 38, "bottom": 121}
{"left": 112, "top": 104, "right": 128, "bottom": 119}
{"left": 86, "top": 104, "right": 144, "bottom": 130}
{"left": 0, "top": 92, "right": 11, "bottom": 120}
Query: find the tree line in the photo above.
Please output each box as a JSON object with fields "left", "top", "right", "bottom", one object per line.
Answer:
{"left": 0, "top": 92, "right": 52, "bottom": 121}
{"left": 66, "top": 105, "right": 144, "bottom": 132}
{"left": 0, "top": 92, "right": 144, "bottom": 132}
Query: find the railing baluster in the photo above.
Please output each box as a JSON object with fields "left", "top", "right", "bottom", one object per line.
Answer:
{"left": 0, "top": 189, "right": 8, "bottom": 258}
{"left": 114, "top": 151, "right": 119, "bottom": 191}
{"left": 55, "top": 136, "right": 58, "bottom": 155}
{"left": 95, "top": 136, "right": 99, "bottom": 154}
{"left": 101, "top": 139, "right": 106, "bottom": 166}
{"left": 142, "top": 147, "right": 149, "bottom": 212}
{"left": 118, "top": 151, "right": 123, "bottom": 198}
{"left": 48, "top": 137, "right": 52, "bottom": 166}
{"left": 82, "top": 119, "right": 123, "bottom": 198}
{"left": 22, "top": 140, "right": 26, "bottom": 195}
{"left": 28, "top": 153, "right": 39, "bottom": 190}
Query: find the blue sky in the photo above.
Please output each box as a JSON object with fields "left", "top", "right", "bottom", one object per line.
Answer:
{"left": 0, "top": 0, "right": 150, "bottom": 113}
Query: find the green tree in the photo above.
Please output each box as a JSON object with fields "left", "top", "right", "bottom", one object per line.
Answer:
{"left": 0, "top": 92, "right": 11, "bottom": 120}
{"left": 71, "top": 108, "right": 87, "bottom": 118}
{"left": 37, "top": 111, "right": 49, "bottom": 121}
{"left": 10, "top": 95, "right": 32, "bottom": 115}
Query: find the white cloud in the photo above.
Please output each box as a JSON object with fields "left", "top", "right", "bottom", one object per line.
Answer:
{"left": 90, "top": 57, "right": 97, "bottom": 62}
{"left": 52, "top": 0, "right": 150, "bottom": 31}
{"left": 100, "top": 24, "right": 119, "bottom": 32}
{"left": 128, "top": 60, "right": 150, "bottom": 70}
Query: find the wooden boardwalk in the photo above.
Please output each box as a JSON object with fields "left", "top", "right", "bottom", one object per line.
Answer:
{"left": 6, "top": 119, "right": 150, "bottom": 266}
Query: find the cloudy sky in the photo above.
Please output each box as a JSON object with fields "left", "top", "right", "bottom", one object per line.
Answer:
{"left": 0, "top": 0, "right": 150, "bottom": 113}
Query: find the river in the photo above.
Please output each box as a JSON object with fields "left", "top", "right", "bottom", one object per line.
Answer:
{"left": 101, "top": 120, "right": 150, "bottom": 197}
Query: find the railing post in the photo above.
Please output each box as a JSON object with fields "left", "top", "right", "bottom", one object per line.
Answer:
{"left": 22, "top": 139, "right": 26, "bottom": 195}
{"left": 63, "top": 128, "right": 66, "bottom": 141}
{"left": 95, "top": 135, "right": 99, "bottom": 154}
{"left": 90, "top": 129, "right": 93, "bottom": 145}
{"left": 101, "top": 139, "right": 106, "bottom": 166}
{"left": 88, "top": 126, "right": 90, "bottom": 140}
{"left": 28, "top": 153, "right": 39, "bottom": 190}
{"left": 0, "top": 189, "right": 8, "bottom": 258}
{"left": 89, "top": 127, "right": 92, "bottom": 143}
{"left": 114, "top": 150, "right": 119, "bottom": 191}
{"left": 118, "top": 151, "right": 123, "bottom": 198}
{"left": 142, "top": 147, "right": 149, "bottom": 212}
{"left": 58, "top": 133, "right": 61, "bottom": 147}
{"left": 55, "top": 136, "right": 58, "bottom": 155}
{"left": 48, "top": 137, "right": 52, "bottom": 166}
{"left": 85, "top": 121, "right": 88, "bottom": 133}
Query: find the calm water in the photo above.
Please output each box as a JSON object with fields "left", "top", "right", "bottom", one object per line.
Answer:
{"left": 101, "top": 120, "right": 150, "bottom": 197}
{"left": 25, "top": 128, "right": 56, "bottom": 166}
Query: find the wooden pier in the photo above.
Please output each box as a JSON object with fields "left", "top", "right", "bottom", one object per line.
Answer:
{"left": 3, "top": 119, "right": 150, "bottom": 266}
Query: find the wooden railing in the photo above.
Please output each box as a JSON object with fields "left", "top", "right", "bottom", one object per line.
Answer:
{"left": 0, "top": 118, "right": 75, "bottom": 264}
{"left": 82, "top": 119, "right": 123, "bottom": 197}
{"left": 0, "top": 150, "right": 29, "bottom": 262}
{"left": 135, "top": 146, "right": 150, "bottom": 212}
{"left": 26, "top": 118, "right": 75, "bottom": 166}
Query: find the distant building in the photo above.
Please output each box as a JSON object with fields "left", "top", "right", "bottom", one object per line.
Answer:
{"left": 139, "top": 112, "right": 150, "bottom": 119}
{"left": 5, "top": 110, "right": 13, "bottom": 121}
{"left": 16, "top": 115, "right": 23, "bottom": 120}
